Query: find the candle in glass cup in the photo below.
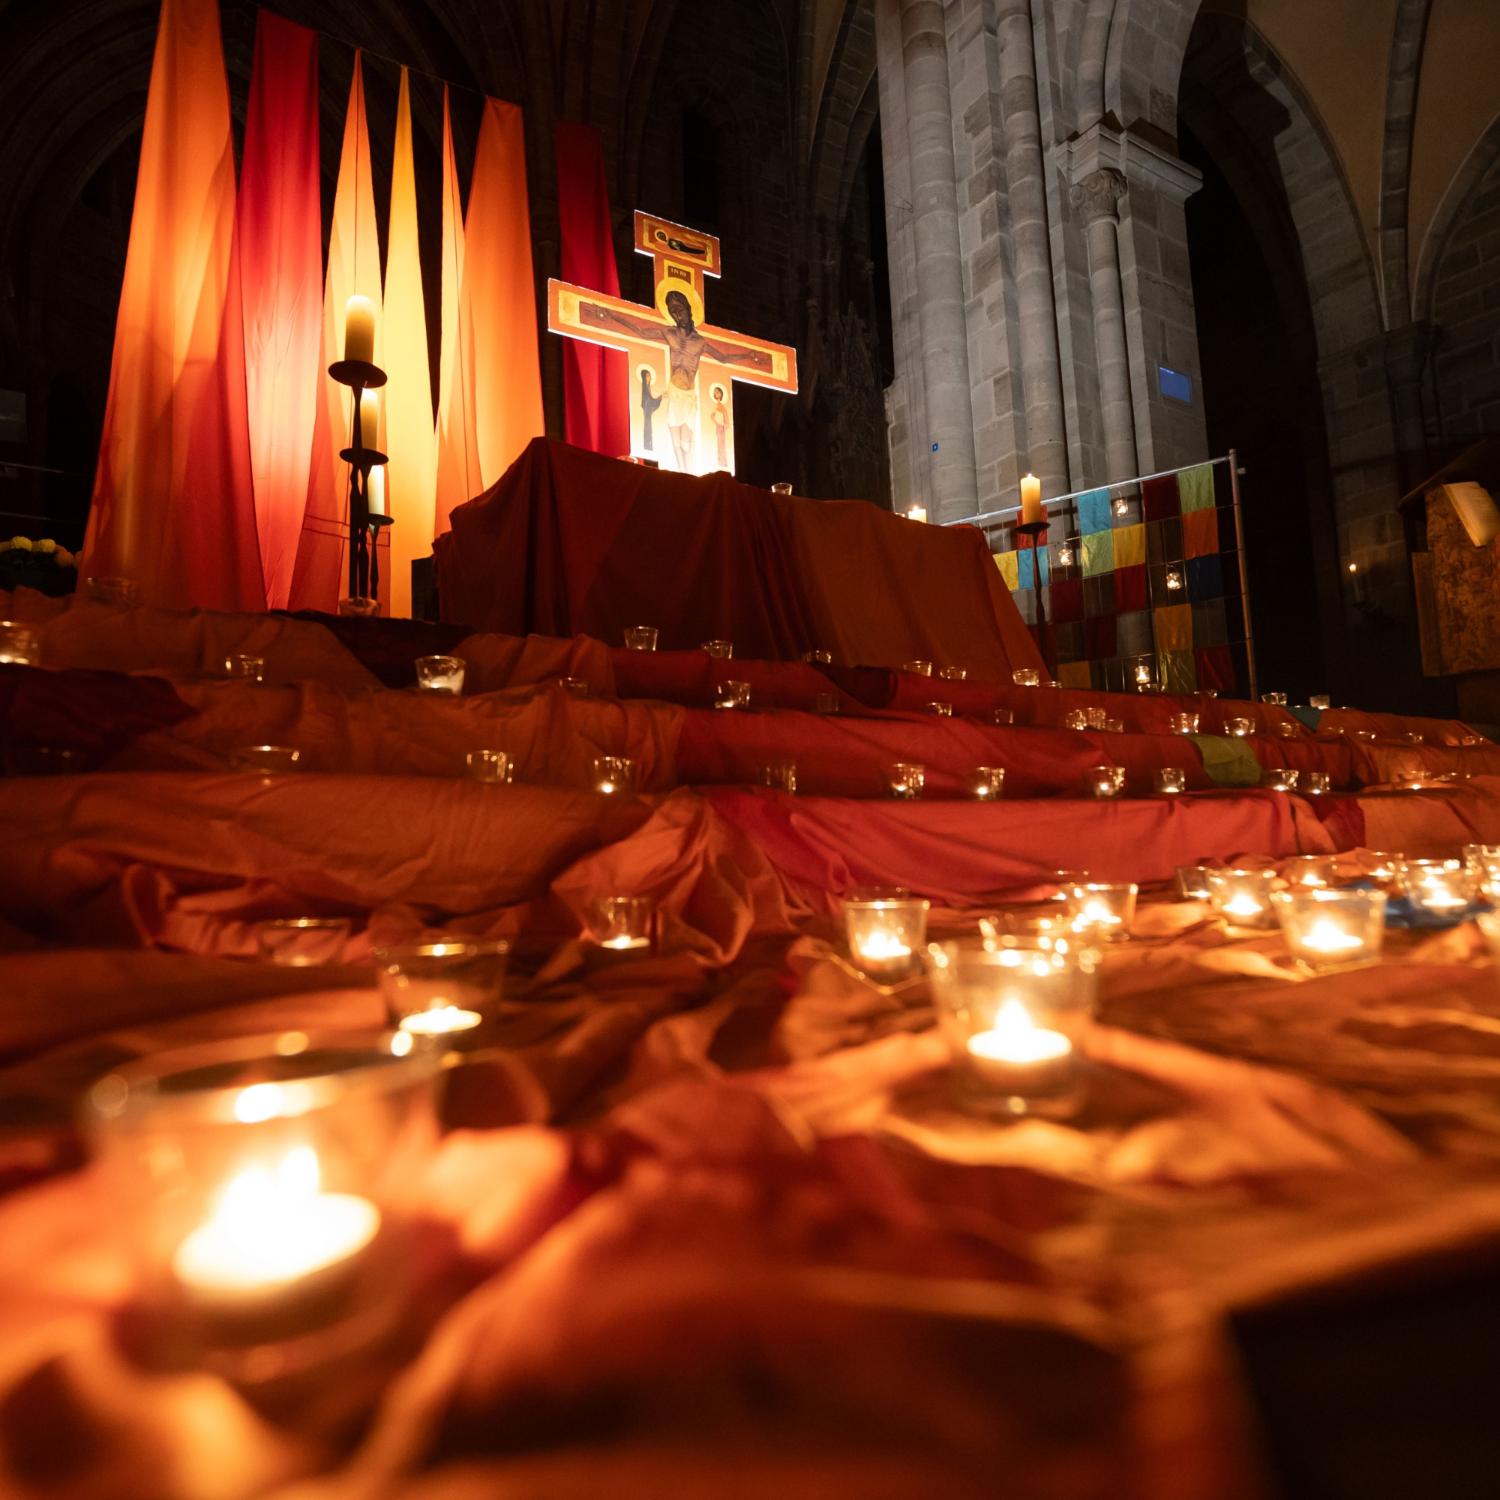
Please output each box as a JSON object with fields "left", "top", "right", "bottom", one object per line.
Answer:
{"left": 1013, "top": 668, "right": 1040, "bottom": 687}
{"left": 1168, "top": 711, "right": 1200, "bottom": 734}
{"left": 903, "top": 660, "right": 934, "bottom": 677}
{"left": 814, "top": 692, "right": 839, "bottom": 715}
{"left": 1262, "top": 692, "right": 1287, "bottom": 706}
{"left": 0, "top": 621, "right": 41, "bottom": 665}
{"left": 1398, "top": 858, "right": 1470, "bottom": 916}
{"left": 1155, "top": 767, "right": 1186, "bottom": 794}
{"left": 992, "top": 707, "right": 1015, "bottom": 726}
{"left": 887, "top": 762, "right": 925, "bottom": 800}
{"left": 1063, "top": 709, "right": 1088, "bottom": 730}
{"left": 1205, "top": 867, "right": 1279, "bottom": 927}
{"left": 1066, "top": 881, "right": 1137, "bottom": 939}
{"left": 714, "top": 679, "right": 751, "bottom": 709}
{"left": 560, "top": 676, "right": 589, "bottom": 698}
{"left": 844, "top": 895, "right": 928, "bottom": 978}
{"left": 926, "top": 701, "right": 954, "bottom": 717}
{"left": 591, "top": 755, "right": 636, "bottom": 795}
{"left": 939, "top": 666, "right": 968, "bottom": 681}
{"left": 590, "top": 895, "right": 653, "bottom": 952}
{"left": 230, "top": 744, "right": 300, "bottom": 774}
{"left": 1303, "top": 770, "right": 1332, "bottom": 795}
{"left": 1175, "top": 864, "right": 1212, "bottom": 899}
{"left": 415, "top": 655, "right": 465, "bottom": 695}
{"left": 1224, "top": 717, "right": 1253, "bottom": 737}
{"left": 1461, "top": 843, "right": 1500, "bottom": 882}
{"left": 374, "top": 940, "right": 509, "bottom": 1036}
{"left": 801, "top": 648, "right": 832, "bottom": 664}
{"left": 1261, "top": 767, "right": 1299, "bottom": 791}
{"left": 761, "top": 760, "right": 798, "bottom": 793}
{"left": 1282, "top": 854, "right": 1335, "bottom": 888}
{"left": 623, "top": 625, "right": 658, "bottom": 652}
{"left": 465, "top": 749, "right": 511, "bottom": 785}
{"left": 702, "top": 640, "right": 733, "bottom": 659}
{"left": 771, "top": 481, "right": 794, "bottom": 495}
{"left": 224, "top": 654, "right": 265, "bottom": 683}
{"left": 970, "top": 766, "right": 1005, "bottom": 801}
{"left": 1309, "top": 694, "right": 1332, "bottom": 710}
{"left": 1273, "top": 721, "right": 1299, "bottom": 739}
{"left": 1086, "top": 707, "right": 1107, "bottom": 730}
{"left": 1272, "top": 888, "right": 1386, "bottom": 971}
{"left": 1084, "top": 765, "right": 1123, "bottom": 798}
{"left": 255, "top": 918, "right": 353, "bottom": 967}
{"left": 1104, "top": 717, "right": 1125, "bottom": 733}
{"left": 906, "top": 504, "right": 928, "bottom": 523}
{"left": 86, "top": 575, "right": 141, "bottom": 607}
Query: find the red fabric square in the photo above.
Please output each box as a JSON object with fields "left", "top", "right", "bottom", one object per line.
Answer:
{"left": 1049, "top": 575, "right": 1083, "bottom": 623}
{"left": 1113, "top": 562, "right": 1146, "bottom": 612}
{"left": 1194, "top": 644, "right": 1235, "bottom": 692}
{"left": 1142, "top": 475, "right": 1179, "bottom": 522}
{"left": 1084, "top": 614, "right": 1117, "bottom": 658}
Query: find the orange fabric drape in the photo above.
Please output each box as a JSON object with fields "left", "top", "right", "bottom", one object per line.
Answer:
{"left": 463, "top": 98, "right": 544, "bottom": 491}
{"left": 434, "top": 86, "right": 479, "bottom": 536}
{"left": 83, "top": 0, "right": 263, "bottom": 611}
{"left": 289, "top": 54, "right": 383, "bottom": 612}
{"left": 237, "top": 10, "right": 321, "bottom": 611}
{"left": 382, "top": 69, "right": 438, "bottom": 617}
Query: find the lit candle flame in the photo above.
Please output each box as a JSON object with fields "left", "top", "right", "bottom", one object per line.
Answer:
{"left": 1299, "top": 918, "right": 1362, "bottom": 955}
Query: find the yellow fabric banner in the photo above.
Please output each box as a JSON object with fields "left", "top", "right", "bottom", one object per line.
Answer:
{"left": 382, "top": 69, "right": 437, "bottom": 616}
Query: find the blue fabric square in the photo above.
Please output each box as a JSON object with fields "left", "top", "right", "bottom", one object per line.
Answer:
{"left": 1077, "top": 487, "right": 1112, "bottom": 536}
{"left": 1017, "top": 548, "right": 1034, "bottom": 590}
{"left": 1188, "top": 553, "right": 1224, "bottom": 601}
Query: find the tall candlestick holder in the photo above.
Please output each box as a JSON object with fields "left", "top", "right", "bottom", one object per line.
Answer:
{"left": 329, "top": 358, "right": 389, "bottom": 606}
{"left": 1014, "top": 519, "right": 1053, "bottom": 677}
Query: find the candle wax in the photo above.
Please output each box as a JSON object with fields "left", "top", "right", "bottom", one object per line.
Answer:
{"left": 600, "top": 935, "right": 649, "bottom": 951}
{"left": 1223, "top": 894, "right": 1266, "bottom": 918}
{"left": 1299, "top": 919, "right": 1363, "bottom": 954}
{"left": 855, "top": 930, "right": 911, "bottom": 963}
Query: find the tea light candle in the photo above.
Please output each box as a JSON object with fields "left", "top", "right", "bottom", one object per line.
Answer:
{"left": 1168, "top": 712, "right": 1200, "bottom": 734}
{"left": 560, "top": 676, "right": 589, "bottom": 698}
{"left": 1225, "top": 717, "right": 1253, "bottom": 737}
{"left": 802, "top": 649, "right": 833, "bottom": 664}
{"left": 1205, "top": 867, "right": 1278, "bottom": 927}
{"left": 1066, "top": 881, "right": 1138, "bottom": 939}
{"left": 1398, "top": 858, "right": 1471, "bottom": 915}
{"left": 1084, "top": 765, "right": 1123, "bottom": 798}
{"left": 966, "top": 1000, "right": 1072, "bottom": 1091}
{"left": 1261, "top": 768, "right": 1299, "bottom": 791}
{"left": 970, "top": 766, "right": 1005, "bottom": 801}
{"left": 1155, "top": 767, "right": 1186, "bottom": 794}
{"left": 761, "top": 760, "right": 798, "bottom": 793}
{"left": 887, "top": 762, "right": 925, "bottom": 800}
{"left": 814, "top": 692, "right": 840, "bottom": 715}
{"left": 1304, "top": 771, "right": 1332, "bottom": 795}
{"left": 702, "top": 640, "right": 733, "bottom": 659}
{"left": 1063, "top": 709, "right": 1088, "bottom": 730}
{"left": 87, "top": 575, "right": 141, "bottom": 607}
{"left": 466, "top": 749, "right": 512, "bottom": 784}
{"left": 1271, "top": 888, "right": 1386, "bottom": 971}
{"left": 926, "top": 701, "right": 954, "bottom": 717}
{"left": 224, "top": 654, "right": 265, "bottom": 683}
{"left": 903, "top": 660, "right": 934, "bottom": 676}
{"left": 623, "top": 625, "right": 658, "bottom": 652}
{"left": 1461, "top": 843, "right": 1500, "bottom": 881}
{"left": 255, "top": 918, "right": 353, "bottom": 967}
{"left": 844, "top": 895, "right": 928, "bottom": 978}
{"left": 1134, "top": 660, "right": 1152, "bottom": 685}
{"left": 175, "top": 1143, "right": 380, "bottom": 1305}
{"left": 398, "top": 1004, "right": 483, "bottom": 1036}
{"left": 1273, "top": 721, "right": 1299, "bottom": 739}
{"left": 906, "top": 503, "right": 928, "bottom": 523}
{"left": 374, "top": 940, "right": 509, "bottom": 1035}
{"left": 1175, "top": 864, "right": 1212, "bottom": 899}
{"left": 1104, "top": 717, "right": 1125, "bottom": 733}
{"left": 1013, "top": 668, "right": 1041, "bottom": 687}
{"left": 592, "top": 755, "right": 636, "bottom": 795}
{"left": 1282, "top": 855, "right": 1335, "bottom": 888}
{"left": 714, "top": 679, "right": 751, "bottom": 709}
{"left": 771, "top": 481, "right": 794, "bottom": 495}
{"left": 992, "top": 708, "right": 1015, "bottom": 726}
{"left": 1309, "top": 695, "right": 1331, "bottom": 710}
{"left": 0, "top": 621, "right": 41, "bottom": 665}
{"left": 415, "top": 655, "right": 465, "bottom": 694}
{"left": 1165, "top": 567, "right": 1184, "bottom": 591}
{"left": 591, "top": 895, "right": 653, "bottom": 952}
{"left": 1262, "top": 692, "right": 1287, "bottom": 706}
{"left": 230, "top": 744, "right": 300, "bottom": 774}
{"left": 939, "top": 666, "right": 968, "bottom": 681}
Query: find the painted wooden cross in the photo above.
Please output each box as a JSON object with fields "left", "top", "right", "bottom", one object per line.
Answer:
{"left": 547, "top": 210, "right": 798, "bottom": 477}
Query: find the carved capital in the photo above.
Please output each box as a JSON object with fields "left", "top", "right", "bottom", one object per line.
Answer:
{"left": 1071, "top": 168, "right": 1127, "bottom": 226}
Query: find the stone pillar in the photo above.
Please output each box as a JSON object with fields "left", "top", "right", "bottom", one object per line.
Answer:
{"left": 1071, "top": 168, "right": 1138, "bottom": 484}
{"left": 994, "top": 0, "right": 1067, "bottom": 494}
{"left": 895, "top": 0, "right": 978, "bottom": 520}
{"left": 1384, "top": 320, "right": 1432, "bottom": 494}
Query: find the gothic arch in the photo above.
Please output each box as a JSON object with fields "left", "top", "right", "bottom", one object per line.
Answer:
{"left": 1097, "top": 0, "right": 1204, "bottom": 143}
{"left": 1413, "top": 109, "right": 1500, "bottom": 328}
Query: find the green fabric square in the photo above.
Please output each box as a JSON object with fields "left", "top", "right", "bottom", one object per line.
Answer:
{"left": 1082, "top": 529, "right": 1114, "bottom": 576}
{"left": 1189, "top": 734, "right": 1262, "bottom": 787}
{"left": 1157, "top": 648, "right": 1197, "bottom": 693}
{"left": 1177, "top": 463, "right": 1216, "bottom": 513}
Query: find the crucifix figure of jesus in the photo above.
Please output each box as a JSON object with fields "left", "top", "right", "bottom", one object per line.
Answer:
{"left": 548, "top": 211, "right": 798, "bottom": 476}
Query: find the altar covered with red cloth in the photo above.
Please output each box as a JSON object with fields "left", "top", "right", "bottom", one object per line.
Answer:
{"left": 434, "top": 438, "right": 1045, "bottom": 679}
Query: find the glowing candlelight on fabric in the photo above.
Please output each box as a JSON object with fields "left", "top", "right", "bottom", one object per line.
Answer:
{"left": 399, "top": 1005, "right": 482, "bottom": 1036}
{"left": 1225, "top": 717, "right": 1252, "bottom": 737}
{"left": 343, "top": 295, "right": 376, "bottom": 365}
{"left": 174, "top": 1143, "right": 379, "bottom": 1304}
{"left": 1019, "top": 473, "right": 1043, "bottom": 526}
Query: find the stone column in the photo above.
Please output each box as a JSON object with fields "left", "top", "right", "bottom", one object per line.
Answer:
{"left": 895, "top": 0, "right": 978, "bottom": 520}
{"left": 994, "top": 0, "right": 1067, "bottom": 494}
{"left": 1071, "top": 168, "right": 1138, "bottom": 484}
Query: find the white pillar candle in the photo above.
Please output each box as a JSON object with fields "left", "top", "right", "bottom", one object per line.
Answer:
{"left": 344, "top": 295, "right": 377, "bottom": 365}
{"left": 1019, "top": 472, "right": 1043, "bottom": 526}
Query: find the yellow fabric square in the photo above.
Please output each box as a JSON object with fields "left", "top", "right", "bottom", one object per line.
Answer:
{"left": 1058, "top": 661, "right": 1092, "bottom": 689}
{"left": 1154, "top": 602, "right": 1193, "bottom": 652}
{"left": 994, "top": 551, "right": 1019, "bottom": 591}
{"left": 1113, "top": 523, "right": 1146, "bottom": 568}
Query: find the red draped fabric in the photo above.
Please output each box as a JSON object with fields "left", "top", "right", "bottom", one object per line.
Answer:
{"left": 436, "top": 439, "right": 1046, "bottom": 677}
{"left": 82, "top": 0, "right": 264, "bottom": 612}
{"left": 237, "top": 10, "right": 321, "bottom": 611}
{"left": 555, "top": 121, "right": 630, "bottom": 459}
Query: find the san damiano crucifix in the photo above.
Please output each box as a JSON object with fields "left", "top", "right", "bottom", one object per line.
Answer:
{"left": 547, "top": 211, "right": 798, "bottom": 477}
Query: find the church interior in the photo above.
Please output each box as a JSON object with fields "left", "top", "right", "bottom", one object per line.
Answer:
{"left": 3, "top": 0, "right": 1500, "bottom": 1495}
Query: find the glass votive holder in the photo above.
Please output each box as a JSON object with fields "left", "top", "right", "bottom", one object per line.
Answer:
{"left": 1086, "top": 707, "right": 1108, "bottom": 730}
{"left": 224, "top": 654, "right": 265, "bottom": 683}
{"left": 926, "top": 940, "right": 1099, "bottom": 1118}
{"left": 802, "top": 648, "right": 833, "bottom": 664}
{"left": 1062, "top": 709, "right": 1089, "bottom": 730}
{"left": 1261, "top": 767, "right": 1299, "bottom": 791}
{"left": 926, "top": 701, "right": 954, "bottom": 717}
{"left": 702, "top": 640, "right": 733, "bottom": 659}
{"left": 0, "top": 620, "right": 42, "bottom": 666}
{"left": 1304, "top": 771, "right": 1332, "bottom": 795}
{"left": 844, "top": 894, "right": 929, "bottom": 979}
{"left": 589, "top": 895, "right": 654, "bottom": 952}
{"left": 465, "top": 749, "right": 512, "bottom": 785}
{"left": 1281, "top": 855, "right": 1335, "bottom": 888}
{"left": 887, "top": 762, "right": 925, "bottom": 800}
{"left": 1403, "top": 731, "right": 1425, "bottom": 745}
{"left": 1225, "top": 717, "right": 1253, "bottom": 737}
{"left": 1273, "top": 721, "right": 1299, "bottom": 739}
{"left": 559, "top": 676, "right": 589, "bottom": 699}
{"left": 1363, "top": 852, "right": 1401, "bottom": 887}
{"left": 1168, "top": 712, "right": 1200, "bottom": 734}
{"left": 372, "top": 940, "right": 511, "bottom": 1038}
{"left": 255, "top": 918, "right": 354, "bottom": 968}
{"left": 1397, "top": 857, "right": 1472, "bottom": 917}
{"left": 1271, "top": 888, "right": 1387, "bottom": 971}
{"left": 714, "top": 679, "right": 751, "bottom": 709}
{"left": 84, "top": 1030, "right": 439, "bottom": 1371}
{"left": 1262, "top": 692, "right": 1287, "bottom": 706}
{"left": 1066, "top": 881, "right": 1138, "bottom": 940}
{"left": 1476, "top": 909, "right": 1500, "bottom": 962}
{"left": 761, "top": 760, "right": 798, "bottom": 793}
{"left": 903, "top": 660, "right": 934, "bottom": 677}
{"left": 1012, "top": 668, "right": 1040, "bottom": 687}
{"left": 1461, "top": 843, "right": 1500, "bottom": 882}
{"left": 1347, "top": 729, "right": 1376, "bottom": 743}
{"left": 1309, "top": 695, "right": 1332, "bottom": 710}
{"left": 939, "top": 666, "right": 968, "bottom": 681}
{"left": 336, "top": 596, "right": 378, "bottom": 618}
{"left": 1084, "top": 765, "right": 1124, "bottom": 798}
{"left": 86, "top": 575, "right": 141, "bottom": 607}
{"left": 1175, "top": 864, "right": 1212, "bottom": 899}
{"left": 591, "top": 755, "right": 636, "bottom": 795}
{"left": 1205, "top": 867, "right": 1279, "bottom": 928}
{"left": 1154, "top": 767, "right": 1186, "bottom": 795}
{"left": 771, "top": 481, "right": 794, "bottom": 495}
{"left": 414, "top": 656, "right": 465, "bottom": 695}
{"left": 814, "top": 692, "right": 840, "bottom": 715}
{"left": 970, "top": 766, "right": 1005, "bottom": 801}
{"left": 992, "top": 707, "right": 1015, "bottom": 726}
{"left": 230, "top": 745, "right": 301, "bottom": 775}
{"left": 623, "top": 625, "right": 658, "bottom": 652}
{"left": 1104, "top": 717, "right": 1125, "bottom": 734}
